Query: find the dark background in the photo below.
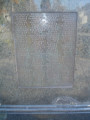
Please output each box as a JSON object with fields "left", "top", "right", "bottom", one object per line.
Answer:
{"left": 6, "top": 114, "right": 90, "bottom": 120}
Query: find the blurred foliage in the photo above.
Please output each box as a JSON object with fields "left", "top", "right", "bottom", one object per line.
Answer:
{"left": 13, "top": 0, "right": 19, "bottom": 4}
{"left": 0, "top": 0, "right": 5, "bottom": 10}
{"left": 0, "top": 0, "right": 11, "bottom": 24}
{"left": 0, "top": 15, "right": 4, "bottom": 24}
{"left": 0, "top": 0, "right": 10, "bottom": 10}
{"left": 12, "top": 0, "right": 37, "bottom": 12}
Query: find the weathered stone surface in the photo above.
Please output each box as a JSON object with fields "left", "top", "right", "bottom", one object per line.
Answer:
{"left": 12, "top": 12, "right": 77, "bottom": 88}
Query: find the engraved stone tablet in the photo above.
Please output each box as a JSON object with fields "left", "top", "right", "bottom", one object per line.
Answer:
{"left": 12, "top": 12, "right": 77, "bottom": 88}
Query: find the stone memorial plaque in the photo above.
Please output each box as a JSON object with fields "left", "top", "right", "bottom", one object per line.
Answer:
{"left": 12, "top": 12, "right": 77, "bottom": 88}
